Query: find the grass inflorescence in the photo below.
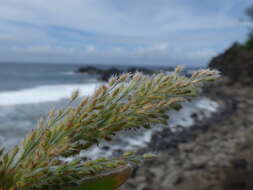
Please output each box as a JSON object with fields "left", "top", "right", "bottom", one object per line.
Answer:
{"left": 0, "top": 67, "right": 219, "bottom": 190}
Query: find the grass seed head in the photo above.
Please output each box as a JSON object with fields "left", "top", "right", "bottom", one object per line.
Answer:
{"left": 0, "top": 67, "right": 219, "bottom": 189}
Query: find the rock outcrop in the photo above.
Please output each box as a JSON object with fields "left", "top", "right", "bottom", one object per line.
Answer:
{"left": 76, "top": 66, "right": 104, "bottom": 75}
{"left": 76, "top": 66, "right": 155, "bottom": 81}
{"left": 209, "top": 43, "right": 253, "bottom": 85}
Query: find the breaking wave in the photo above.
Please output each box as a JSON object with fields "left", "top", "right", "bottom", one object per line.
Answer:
{"left": 0, "top": 83, "right": 101, "bottom": 106}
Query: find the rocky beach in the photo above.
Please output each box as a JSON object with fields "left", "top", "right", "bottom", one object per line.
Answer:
{"left": 1, "top": 1, "right": 253, "bottom": 189}
{"left": 119, "top": 43, "right": 253, "bottom": 190}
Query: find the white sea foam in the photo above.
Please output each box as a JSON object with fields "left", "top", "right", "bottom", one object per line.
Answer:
{"left": 62, "top": 71, "right": 75, "bottom": 76}
{"left": 0, "top": 83, "right": 101, "bottom": 106}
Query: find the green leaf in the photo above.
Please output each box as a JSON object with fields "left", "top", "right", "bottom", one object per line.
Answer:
{"left": 69, "top": 165, "right": 132, "bottom": 190}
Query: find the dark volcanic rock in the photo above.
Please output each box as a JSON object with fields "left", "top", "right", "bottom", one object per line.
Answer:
{"left": 127, "top": 67, "right": 153, "bottom": 75}
{"left": 100, "top": 67, "right": 153, "bottom": 81}
{"left": 149, "top": 127, "right": 195, "bottom": 153}
{"left": 76, "top": 66, "right": 103, "bottom": 74}
{"left": 209, "top": 43, "right": 253, "bottom": 85}
{"left": 76, "top": 66, "right": 155, "bottom": 81}
{"left": 100, "top": 67, "right": 123, "bottom": 81}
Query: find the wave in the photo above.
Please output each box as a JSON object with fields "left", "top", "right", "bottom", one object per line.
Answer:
{"left": 0, "top": 83, "right": 101, "bottom": 106}
{"left": 62, "top": 71, "right": 75, "bottom": 76}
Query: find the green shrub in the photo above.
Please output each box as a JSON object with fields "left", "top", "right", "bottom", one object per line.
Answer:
{"left": 0, "top": 67, "right": 219, "bottom": 190}
{"left": 245, "top": 34, "right": 253, "bottom": 50}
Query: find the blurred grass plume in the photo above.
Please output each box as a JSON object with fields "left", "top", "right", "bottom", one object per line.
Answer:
{"left": 0, "top": 67, "right": 219, "bottom": 190}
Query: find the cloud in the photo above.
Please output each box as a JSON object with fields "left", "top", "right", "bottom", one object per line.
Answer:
{"left": 0, "top": 0, "right": 252, "bottom": 66}
{"left": 85, "top": 45, "right": 96, "bottom": 54}
{"left": 0, "top": 34, "right": 15, "bottom": 41}
{"left": 133, "top": 43, "right": 169, "bottom": 56}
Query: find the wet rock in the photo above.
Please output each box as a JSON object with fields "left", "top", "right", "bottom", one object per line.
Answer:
{"left": 76, "top": 66, "right": 104, "bottom": 74}
{"left": 232, "top": 159, "right": 248, "bottom": 170}
{"left": 100, "top": 67, "right": 123, "bottom": 81}
{"left": 127, "top": 67, "right": 153, "bottom": 75}
{"left": 101, "top": 145, "right": 110, "bottom": 151}
{"left": 76, "top": 66, "right": 155, "bottom": 81}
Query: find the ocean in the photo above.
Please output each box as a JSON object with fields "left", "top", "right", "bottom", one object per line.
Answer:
{"left": 0, "top": 62, "right": 218, "bottom": 158}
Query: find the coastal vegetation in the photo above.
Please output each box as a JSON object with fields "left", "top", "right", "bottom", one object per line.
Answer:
{"left": 245, "top": 5, "right": 253, "bottom": 50}
{"left": 208, "top": 5, "right": 253, "bottom": 84}
{"left": 0, "top": 67, "right": 219, "bottom": 190}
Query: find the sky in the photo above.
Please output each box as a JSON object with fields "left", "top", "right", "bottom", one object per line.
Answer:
{"left": 0, "top": 0, "right": 252, "bottom": 67}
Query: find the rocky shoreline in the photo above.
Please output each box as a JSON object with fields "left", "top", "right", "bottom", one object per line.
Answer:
{"left": 119, "top": 80, "right": 253, "bottom": 190}
{"left": 147, "top": 82, "right": 238, "bottom": 154}
{"left": 119, "top": 44, "right": 253, "bottom": 190}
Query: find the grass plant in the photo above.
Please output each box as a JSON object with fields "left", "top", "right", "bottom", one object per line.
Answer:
{"left": 0, "top": 67, "right": 219, "bottom": 190}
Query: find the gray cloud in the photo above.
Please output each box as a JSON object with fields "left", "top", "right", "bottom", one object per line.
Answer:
{"left": 0, "top": 0, "right": 252, "bottom": 66}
